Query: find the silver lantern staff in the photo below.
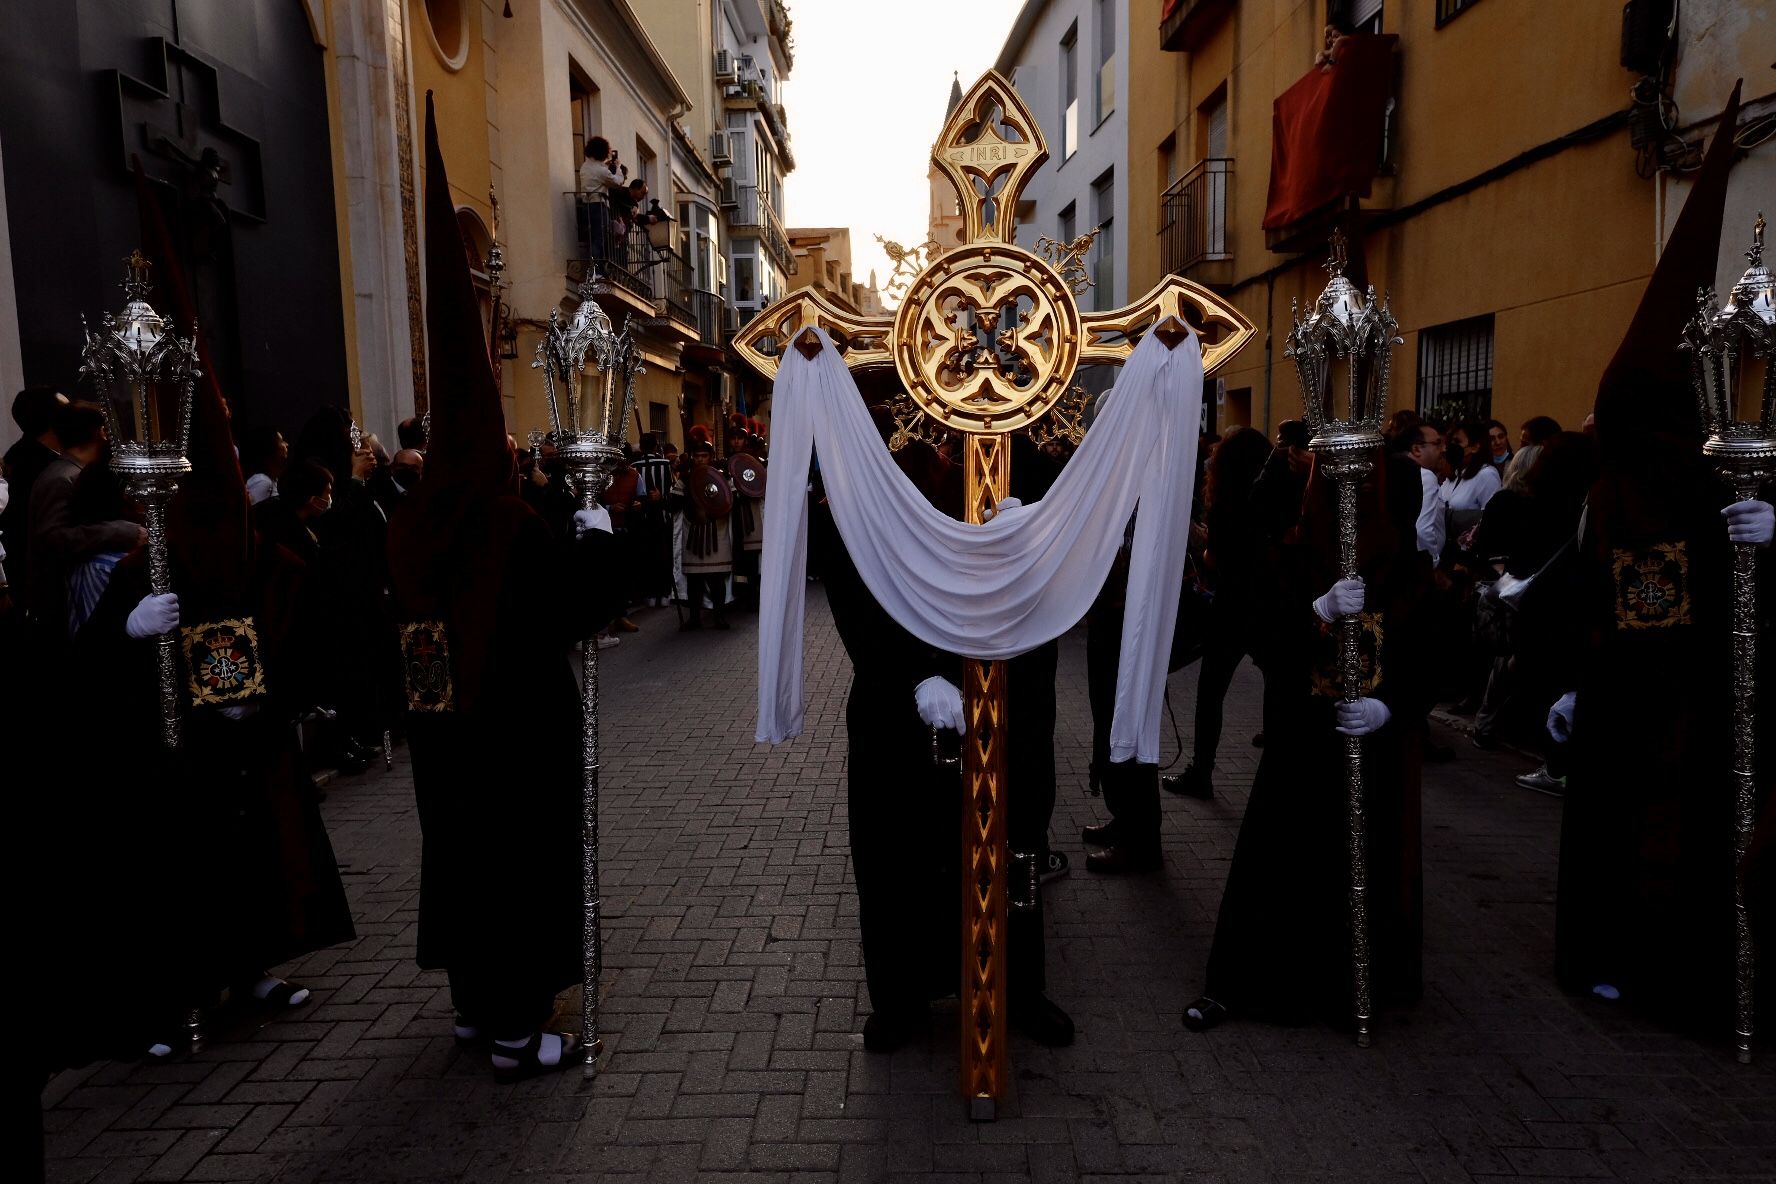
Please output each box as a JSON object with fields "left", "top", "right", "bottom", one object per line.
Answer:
{"left": 1284, "top": 229, "right": 1401, "bottom": 1047}
{"left": 79, "top": 251, "right": 198, "bottom": 749}
{"left": 1683, "top": 212, "right": 1775, "bottom": 1066}
{"left": 532, "top": 276, "right": 642, "bottom": 1075}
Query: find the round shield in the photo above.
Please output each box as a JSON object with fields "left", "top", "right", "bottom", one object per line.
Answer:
{"left": 730, "top": 452, "right": 767, "bottom": 499}
{"left": 689, "top": 463, "right": 733, "bottom": 519}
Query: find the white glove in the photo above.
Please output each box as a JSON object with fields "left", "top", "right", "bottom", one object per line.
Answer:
{"left": 1547, "top": 691, "right": 1577, "bottom": 744}
{"left": 125, "top": 592, "right": 180, "bottom": 639}
{"left": 218, "top": 703, "right": 259, "bottom": 721}
{"left": 1724, "top": 499, "right": 1774, "bottom": 546}
{"left": 914, "top": 675, "right": 966, "bottom": 734}
{"left": 574, "top": 506, "right": 612, "bottom": 537}
{"left": 1334, "top": 697, "right": 1390, "bottom": 736}
{"left": 1313, "top": 578, "right": 1365, "bottom": 623}
{"left": 987, "top": 496, "right": 1023, "bottom": 520}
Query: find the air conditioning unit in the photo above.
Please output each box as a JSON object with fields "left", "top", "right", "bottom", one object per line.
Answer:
{"left": 714, "top": 49, "right": 735, "bottom": 81}
{"left": 719, "top": 178, "right": 739, "bottom": 209}
{"left": 709, "top": 132, "right": 732, "bottom": 167}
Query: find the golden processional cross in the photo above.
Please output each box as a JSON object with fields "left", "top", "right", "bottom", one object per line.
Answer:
{"left": 736, "top": 72, "right": 1254, "bottom": 1119}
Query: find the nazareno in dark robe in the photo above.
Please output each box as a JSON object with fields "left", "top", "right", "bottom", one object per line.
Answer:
{"left": 1200, "top": 453, "right": 1430, "bottom": 1025}
{"left": 813, "top": 495, "right": 961, "bottom": 1015}
{"left": 1553, "top": 463, "right": 1769, "bottom": 1029}
{"left": 26, "top": 538, "right": 356, "bottom": 1072}
{"left": 393, "top": 494, "right": 622, "bottom": 1032}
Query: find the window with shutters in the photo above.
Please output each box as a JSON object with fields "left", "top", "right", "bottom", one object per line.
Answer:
{"left": 1094, "top": 0, "right": 1116, "bottom": 124}
{"left": 1092, "top": 171, "right": 1114, "bottom": 309}
{"left": 1329, "top": 0, "right": 1383, "bottom": 34}
{"left": 1436, "top": 0, "right": 1481, "bottom": 25}
{"left": 1061, "top": 24, "right": 1079, "bottom": 159}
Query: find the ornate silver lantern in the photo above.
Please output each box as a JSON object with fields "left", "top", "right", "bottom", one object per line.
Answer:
{"left": 532, "top": 278, "right": 642, "bottom": 1074}
{"left": 1683, "top": 213, "right": 1775, "bottom": 1065}
{"left": 1284, "top": 229, "right": 1402, "bottom": 1048}
{"left": 79, "top": 251, "right": 199, "bottom": 749}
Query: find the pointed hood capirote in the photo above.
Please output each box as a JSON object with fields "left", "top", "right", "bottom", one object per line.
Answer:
{"left": 1594, "top": 80, "right": 1742, "bottom": 470}
{"left": 131, "top": 157, "right": 255, "bottom": 614}
{"left": 389, "top": 93, "right": 533, "bottom": 714}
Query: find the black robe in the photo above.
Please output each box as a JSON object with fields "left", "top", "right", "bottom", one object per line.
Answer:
{"left": 400, "top": 498, "right": 621, "bottom": 1034}
{"left": 1553, "top": 475, "right": 1767, "bottom": 1028}
{"left": 1201, "top": 460, "right": 1430, "bottom": 1025}
{"left": 25, "top": 540, "right": 355, "bottom": 1074}
{"left": 813, "top": 499, "right": 960, "bottom": 1014}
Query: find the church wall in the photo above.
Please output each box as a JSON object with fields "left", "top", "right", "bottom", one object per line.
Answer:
{"left": 0, "top": 0, "right": 349, "bottom": 439}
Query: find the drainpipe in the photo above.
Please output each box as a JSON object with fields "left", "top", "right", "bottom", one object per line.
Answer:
{"left": 1261, "top": 271, "right": 1276, "bottom": 432}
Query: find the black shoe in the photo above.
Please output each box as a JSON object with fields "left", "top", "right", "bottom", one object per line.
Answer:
{"left": 1251, "top": 732, "right": 1265, "bottom": 747}
{"left": 1424, "top": 739, "right": 1456, "bottom": 762}
{"left": 1471, "top": 731, "right": 1500, "bottom": 750}
{"left": 1009, "top": 993, "right": 1075, "bottom": 1047}
{"left": 1182, "top": 996, "right": 1229, "bottom": 1032}
{"left": 861, "top": 1003, "right": 930, "bottom": 1053}
{"left": 1081, "top": 820, "right": 1119, "bottom": 846}
{"left": 713, "top": 614, "right": 731, "bottom": 631}
{"left": 1085, "top": 844, "right": 1163, "bottom": 875}
{"left": 333, "top": 746, "right": 370, "bottom": 776}
{"left": 1161, "top": 764, "right": 1213, "bottom": 800}
{"left": 679, "top": 614, "right": 701, "bottom": 631}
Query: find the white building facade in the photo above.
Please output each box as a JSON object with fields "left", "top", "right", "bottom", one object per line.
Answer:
{"left": 994, "top": 0, "right": 1129, "bottom": 315}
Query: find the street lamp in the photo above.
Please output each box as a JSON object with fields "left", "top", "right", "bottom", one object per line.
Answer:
{"left": 79, "top": 251, "right": 199, "bottom": 749}
{"left": 532, "top": 278, "right": 642, "bottom": 1075}
{"left": 1284, "top": 228, "right": 1402, "bottom": 1048}
{"left": 1683, "top": 212, "right": 1775, "bottom": 1066}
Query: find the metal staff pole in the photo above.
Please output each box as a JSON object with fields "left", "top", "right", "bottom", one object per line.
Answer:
{"left": 1285, "top": 231, "right": 1400, "bottom": 1046}
{"left": 1684, "top": 213, "right": 1775, "bottom": 1064}
{"left": 80, "top": 252, "right": 197, "bottom": 750}
{"left": 533, "top": 277, "right": 642, "bottom": 1075}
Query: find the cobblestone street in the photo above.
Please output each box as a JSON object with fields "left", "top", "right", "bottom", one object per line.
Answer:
{"left": 41, "top": 591, "right": 1776, "bottom": 1183}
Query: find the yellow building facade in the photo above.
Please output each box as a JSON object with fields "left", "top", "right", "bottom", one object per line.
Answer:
{"left": 1127, "top": 0, "right": 1717, "bottom": 435}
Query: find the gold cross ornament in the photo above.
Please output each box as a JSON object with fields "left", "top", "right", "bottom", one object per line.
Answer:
{"left": 735, "top": 71, "right": 1254, "bottom": 1119}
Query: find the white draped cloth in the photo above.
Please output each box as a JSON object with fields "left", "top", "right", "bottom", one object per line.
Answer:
{"left": 756, "top": 327, "right": 1204, "bottom": 764}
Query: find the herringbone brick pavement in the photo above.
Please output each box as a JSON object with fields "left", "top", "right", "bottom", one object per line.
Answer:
{"left": 40, "top": 590, "right": 1776, "bottom": 1182}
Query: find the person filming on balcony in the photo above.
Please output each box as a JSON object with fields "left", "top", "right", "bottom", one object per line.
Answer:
{"left": 577, "top": 135, "right": 626, "bottom": 265}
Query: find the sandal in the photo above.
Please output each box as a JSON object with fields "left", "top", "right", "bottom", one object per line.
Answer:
{"left": 1182, "top": 997, "right": 1229, "bottom": 1032}
{"left": 491, "top": 1031, "right": 584, "bottom": 1083}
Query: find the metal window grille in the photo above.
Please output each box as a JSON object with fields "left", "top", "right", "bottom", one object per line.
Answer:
{"left": 1435, "top": 0, "right": 1481, "bottom": 26}
{"left": 1416, "top": 315, "right": 1495, "bottom": 422}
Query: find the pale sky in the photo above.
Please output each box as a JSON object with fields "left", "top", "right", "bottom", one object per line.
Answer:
{"left": 780, "top": 0, "right": 1025, "bottom": 308}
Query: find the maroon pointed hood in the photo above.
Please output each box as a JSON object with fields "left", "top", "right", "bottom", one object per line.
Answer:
{"left": 1594, "top": 81, "right": 1742, "bottom": 468}
{"left": 133, "top": 157, "right": 253, "bottom": 611}
{"left": 415, "top": 91, "right": 510, "bottom": 495}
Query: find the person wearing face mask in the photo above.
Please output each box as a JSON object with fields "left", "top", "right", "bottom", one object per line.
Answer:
{"left": 390, "top": 448, "right": 425, "bottom": 492}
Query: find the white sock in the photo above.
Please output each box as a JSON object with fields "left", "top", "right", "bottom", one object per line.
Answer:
{"left": 491, "top": 1032, "right": 563, "bottom": 1069}
{"left": 253, "top": 976, "right": 310, "bottom": 1006}
{"left": 1592, "top": 983, "right": 1621, "bottom": 1001}
{"left": 454, "top": 1022, "right": 480, "bottom": 1041}
{"left": 147, "top": 1042, "right": 173, "bottom": 1059}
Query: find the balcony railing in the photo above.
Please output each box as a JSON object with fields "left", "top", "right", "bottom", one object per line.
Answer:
{"left": 565, "top": 195, "right": 683, "bottom": 307}
{"left": 687, "top": 288, "right": 723, "bottom": 347}
{"left": 730, "top": 185, "right": 794, "bottom": 274}
{"left": 1160, "top": 158, "right": 1231, "bottom": 275}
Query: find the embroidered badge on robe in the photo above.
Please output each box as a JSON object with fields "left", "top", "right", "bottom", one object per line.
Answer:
{"left": 1311, "top": 612, "right": 1383, "bottom": 698}
{"left": 400, "top": 620, "right": 454, "bottom": 712}
{"left": 1612, "top": 543, "right": 1691, "bottom": 629}
{"left": 181, "top": 618, "right": 268, "bottom": 705}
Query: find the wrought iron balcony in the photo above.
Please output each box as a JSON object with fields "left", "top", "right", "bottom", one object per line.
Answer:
{"left": 687, "top": 288, "right": 724, "bottom": 347}
{"left": 729, "top": 185, "right": 795, "bottom": 275}
{"left": 1160, "top": 158, "right": 1231, "bottom": 275}
{"left": 564, "top": 195, "right": 680, "bottom": 305}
